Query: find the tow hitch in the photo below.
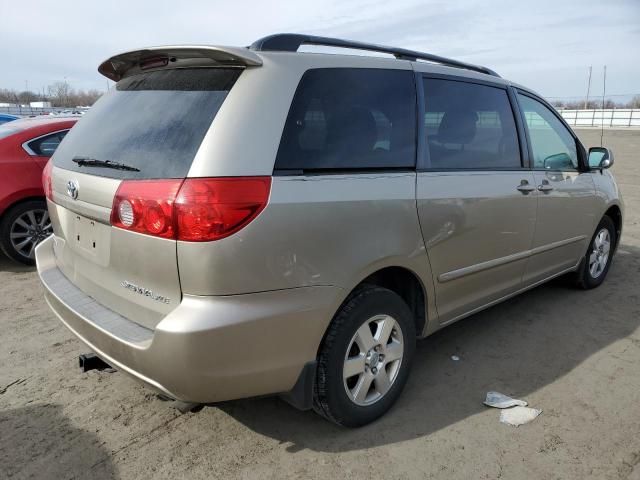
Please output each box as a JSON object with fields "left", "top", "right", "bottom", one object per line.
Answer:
{"left": 78, "top": 353, "right": 112, "bottom": 372}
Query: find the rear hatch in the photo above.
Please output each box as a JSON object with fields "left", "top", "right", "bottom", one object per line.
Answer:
{"left": 47, "top": 67, "right": 242, "bottom": 329}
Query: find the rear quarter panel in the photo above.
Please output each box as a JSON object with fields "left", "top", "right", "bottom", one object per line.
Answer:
{"left": 177, "top": 173, "right": 437, "bottom": 327}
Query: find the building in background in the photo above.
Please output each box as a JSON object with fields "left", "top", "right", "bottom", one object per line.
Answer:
{"left": 30, "top": 101, "right": 52, "bottom": 108}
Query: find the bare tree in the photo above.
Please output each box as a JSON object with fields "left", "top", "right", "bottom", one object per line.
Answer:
{"left": 74, "top": 89, "right": 102, "bottom": 106}
{"left": 48, "top": 81, "right": 73, "bottom": 107}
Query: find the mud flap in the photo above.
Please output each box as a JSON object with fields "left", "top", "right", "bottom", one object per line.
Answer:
{"left": 280, "top": 361, "right": 317, "bottom": 411}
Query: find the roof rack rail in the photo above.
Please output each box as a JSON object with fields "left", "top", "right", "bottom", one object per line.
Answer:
{"left": 249, "top": 33, "right": 500, "bottom": 78}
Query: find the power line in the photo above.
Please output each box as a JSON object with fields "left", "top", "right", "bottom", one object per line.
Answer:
{"left": 546, "top": 92, "right": 639, "bottom": 99}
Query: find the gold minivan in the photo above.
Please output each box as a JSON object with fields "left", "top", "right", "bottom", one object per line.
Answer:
{"left": 36, "top": 34, "right": 623, "bottom": 427}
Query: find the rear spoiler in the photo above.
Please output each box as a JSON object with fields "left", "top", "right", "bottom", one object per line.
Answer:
{"left": 98, "top": 45, "right": 262, "bottom": 81}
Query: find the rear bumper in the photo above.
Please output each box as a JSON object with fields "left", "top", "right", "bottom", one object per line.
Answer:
{"left": 36, "top": 235, "right": 342, "bottom": 403}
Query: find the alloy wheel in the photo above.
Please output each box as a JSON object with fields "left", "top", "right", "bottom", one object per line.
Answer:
{"left": 588, "top": 228, "right": 611, "bottom": 279}
{"left": 343, "top": 314, "right": 404, "bottom": 406}
{"left": 9, "top": 209, "right": 52, "bottom": 260}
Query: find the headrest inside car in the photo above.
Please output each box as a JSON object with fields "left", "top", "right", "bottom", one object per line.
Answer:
{"left": 437, "top": 110, "right": 478, "bottom": 145}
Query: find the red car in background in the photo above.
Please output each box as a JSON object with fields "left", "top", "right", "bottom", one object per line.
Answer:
{"left": 0, "top": 117, "right": 77, "bottom": 264}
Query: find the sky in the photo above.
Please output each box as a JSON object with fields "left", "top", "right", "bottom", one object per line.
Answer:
{"left": 1, "top": 0, "right": 639, "bottom": 101}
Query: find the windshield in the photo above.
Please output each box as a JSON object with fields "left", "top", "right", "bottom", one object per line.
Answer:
{"left": 52, "top": 68, "right": 242, "bottom": 179}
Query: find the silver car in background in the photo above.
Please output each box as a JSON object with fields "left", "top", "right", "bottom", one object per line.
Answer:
{"left": 36, "top": 34, "right": 623, "bottom": 427}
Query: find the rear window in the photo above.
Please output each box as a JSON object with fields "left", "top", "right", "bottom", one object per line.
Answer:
{"left": 275, "top": 68, "right": 416, "bottom": 172}
{"left": 52, "top": 68, "right": 241, "bottom": 179}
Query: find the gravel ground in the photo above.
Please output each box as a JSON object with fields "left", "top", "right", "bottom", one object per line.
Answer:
{"left": 1, "top": 129, "right": 639, "bottom": 480}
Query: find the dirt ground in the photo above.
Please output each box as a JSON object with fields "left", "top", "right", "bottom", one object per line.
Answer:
{"left": 1, "top": 129, "right": 639, "bottom": 480}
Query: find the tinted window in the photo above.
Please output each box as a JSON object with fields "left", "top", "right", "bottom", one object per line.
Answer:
{"left": 52, "top": 68, "right": 241, "bottom": 179}
{"left": 27, "top": 130, "right": 68, "bottom": 156}
{"left": 275, "top": 69, "right": 416, "bottom": 171}
{"left": 422, "top": 79, "right": 520, "bottom": 169}
{"left": 517, "top": 93, "right": 578, "bottom": 170}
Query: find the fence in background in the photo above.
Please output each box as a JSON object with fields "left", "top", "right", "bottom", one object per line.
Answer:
{"left": 0, "top": 106, "right": 85, "bottom": 116}
{"left": 3, "top": 105, "right": 639, "bottom": 128}
{"left": 558, "top": 109, "right": 640, "bottom": 127}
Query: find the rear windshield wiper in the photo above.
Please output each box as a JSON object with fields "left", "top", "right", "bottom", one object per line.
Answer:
{"left": 72, "top": 156, "right": 140, "bottom": 172}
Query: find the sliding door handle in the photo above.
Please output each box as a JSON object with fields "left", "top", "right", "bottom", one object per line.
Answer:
{"left": 538, "top": 180, "right": 554, "bottom": 193}
{"left": 517, "top": 180, "right": 536, "bottom": 194}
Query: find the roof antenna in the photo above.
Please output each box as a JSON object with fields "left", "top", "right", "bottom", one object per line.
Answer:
{"left": 600, "top": 65, "right": 606, "bottom": 147}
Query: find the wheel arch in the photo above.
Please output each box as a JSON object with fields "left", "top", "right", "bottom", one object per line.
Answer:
{"left": 603, "top": 204, "right": 622, "bottom": 250}
{"left": 320, "top": 265, "right": 429, "bottom": 353}
{"left": 0, "top": 194, "right": 46, "bottom": 220}
{"left": 358, "top": 266, "right": 427, "bottom": 337}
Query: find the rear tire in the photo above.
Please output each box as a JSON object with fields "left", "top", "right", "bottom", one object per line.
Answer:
{"left": 574, "top": 216, "right": 616, "bottom": 289}
{"left": 0, "top": 200, "right": 51, "bottom": 266}
{"left": 313, "top": 285, "right": 416, "bottom": 427}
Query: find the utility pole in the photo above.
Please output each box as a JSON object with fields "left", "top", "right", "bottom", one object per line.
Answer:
{"left": 64, "top": 76, "right": 68, "bottom": 107}
{"left": 584, "top": 66, "right": 592, "bottom": 109}
{"left": 600, "top": 65, "right": 607, "bottom": 147}
{"left": 601, "top": 65, "right": 607, "bottom": 110}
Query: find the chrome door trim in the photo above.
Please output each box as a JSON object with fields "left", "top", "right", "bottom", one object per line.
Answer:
{"left": 529, "top": 234, "right": 587, "bottom": 256}
{"left": 438, "top": 250, "right": 531, "bottom": 283}
{"left": 438, "top": 235, "right": 587, "bottom": 283}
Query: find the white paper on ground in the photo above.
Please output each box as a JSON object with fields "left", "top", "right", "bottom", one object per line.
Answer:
{"left": 499, "top": 406, "right": 542, "bottom": 427}
{"left": 483, "top": 391, "right": 528, "bottom": 409}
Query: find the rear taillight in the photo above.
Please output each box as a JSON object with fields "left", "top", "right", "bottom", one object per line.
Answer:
{"left": 42, "top": 160, "right": 53, "bottom": 201}
{"left": 175, "top": 177, "right": 272, "bottom": 241}
{"left": 110, "top": 180, "right": 183, "bottom": 239}
{"left": 110, "top": 177, "right": 271, "bottom": 242}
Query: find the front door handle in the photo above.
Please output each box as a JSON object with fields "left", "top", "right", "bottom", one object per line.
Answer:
{"left": 538, "top": 180, "right": 554, "bottom": 193}
{"left": 517, "top": 180, "right": 536, "bottom": 194}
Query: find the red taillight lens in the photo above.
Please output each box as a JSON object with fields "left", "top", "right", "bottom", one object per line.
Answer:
{"left": 110, "top": 177, "right": 271, "bottom": 242}
{"left": 110, "top": 180, "right": 183, "bottom": 239}
{"left": 175, "top": 177, "right": 271, "bottom": 241}
{"left": 42, "top": 160, "right": 53, "bottom": 200}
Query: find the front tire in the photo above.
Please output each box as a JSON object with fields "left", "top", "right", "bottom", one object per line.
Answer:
{"left": 313, "top": 285, "right": 416, "bottom": 427}
{"left": 0, "top": 200, "right": 52, "bottom": 265}
{"left": 575, "top": 216, "right": 616, "bottom": 289}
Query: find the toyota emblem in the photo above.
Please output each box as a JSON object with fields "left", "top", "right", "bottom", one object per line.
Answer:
{"left": 67, "top": 180, "right": 79, "bottom": 200}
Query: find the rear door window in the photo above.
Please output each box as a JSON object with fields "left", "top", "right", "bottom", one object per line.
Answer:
{"left": 422, "top": 78, "right": 521, "bottom": 169}
{"left": 275, "top": 68, "right": 416, "bottom": 172}
{"left": 52, "top": 68, "right": 241, "bottom": 179}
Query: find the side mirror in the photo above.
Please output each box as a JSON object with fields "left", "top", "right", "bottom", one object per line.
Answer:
{"left": 588, "top": 147, "right": 614, "bottom": 170}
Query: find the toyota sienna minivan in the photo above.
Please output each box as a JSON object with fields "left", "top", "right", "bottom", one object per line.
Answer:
{"left": 36, "top": 34, "right": 623, "bottom": 427}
